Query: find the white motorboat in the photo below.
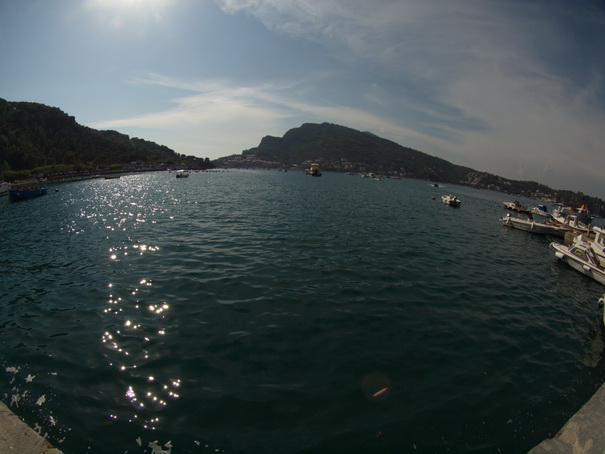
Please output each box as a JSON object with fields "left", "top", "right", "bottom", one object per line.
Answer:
{"left": 550, "top": 240, "right": 605, "bottom": 286}
{"left": 0, "top": 181, "right": 9, "bottom": 196}
{"left": 500, "top": 214, "right": 570, "bottom": 238}
{"left": 176, "top": 170, "right": 190, "bottom": 178}
{"left": 442, "top": 194, "right": 461, "bottom": 207}
{"left": 503, "top": 201, "right": 530, "bottom": 213}
{"left": 572, "top": 225, "right": 605, "bottom": 264}
{"left": 305, "top": 163, "right": 322, "bottom": 176}
{"left": 590, "top": 226, "right": 605, "bottom": 263}
{"left": 550, "top": 204, "right": 591, "bottom": 233}
{"left": 529, "top": 205, "right": 551, "bottom": 222}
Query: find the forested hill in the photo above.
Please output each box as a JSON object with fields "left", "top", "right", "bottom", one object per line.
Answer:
{"left": 0, "top": 98, "right": 211, "bottom": 179}
{"left": 216, "top": 122, "right": 605, "bottom": 217}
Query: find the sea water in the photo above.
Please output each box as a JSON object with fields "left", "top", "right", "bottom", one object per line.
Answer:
{"left": 1, "top": 169, "right": 604, "bottom": 453}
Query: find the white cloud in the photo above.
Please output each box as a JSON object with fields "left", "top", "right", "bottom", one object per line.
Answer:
{"left": 89, "top": 72, "right": 439, "bottom": 159}
{"left": 95, "top": 1, "right": 605, "bottom": 196}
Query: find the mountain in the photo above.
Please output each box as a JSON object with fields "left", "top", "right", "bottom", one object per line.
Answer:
{"left": 0, "top": 98, "right": 213, "bottom": 180}
{"left": 215, "top": 122, "right": 605, "bottom": 217}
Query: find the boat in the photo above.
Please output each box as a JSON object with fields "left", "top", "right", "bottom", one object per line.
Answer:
{"left": 550, "top": 204, "right": 591, "bottom": 233}
{"left": 441, "top": 194, "right": 461, "bottom": 207}
{"left": 176, "top": 170, "right": 190, "bottom": 178}
{"left": 529, "top": 205, "right": 551, "bottom": 222}
{"left": 571, "top": 225, "right": 605, "bottom": 264}
{"left": 550, "top": 239, "right": 605, "bottom": 286}
{"left": 589, "top": 225, "right": 605, "bottom": 263}
{"left": 305, "top": 163, "right": 322, "bottom": 177}
{"left": 500, "top": 213, "right": 571, "bottom": 238}
{"left": 599, "top": 294, "right": 605, "bottom": 327}
{"left": 8, "top": 181, "right": 48, "bottom": 201}
{"left": 0, "top": 181, "right": 9, "bottom": 196}
{"left": 503, "top": 201, "right": 530, "bottom": 213}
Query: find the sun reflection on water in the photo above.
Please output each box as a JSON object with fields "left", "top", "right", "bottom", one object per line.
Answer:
{"left": 102, "top": 262, "right": 181, "bottom": 432}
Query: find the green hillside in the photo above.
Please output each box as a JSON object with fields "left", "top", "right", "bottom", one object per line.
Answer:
{"left": 0, "top": 98, "right": 212, "bottom": 180}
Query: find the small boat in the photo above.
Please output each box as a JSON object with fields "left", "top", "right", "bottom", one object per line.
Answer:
{"left": 529, "top": 205, "right": 551, "bottom": 222}
{"left": 590, "top": 226, "right": 605, "bottom": 263}
{"left": 550, "top": 204, "right": 591, "bottom": 233}
{"left": 8, "top": 181, "right": 48, "bottom": 201}
{"left": 305, "top": 163, "right": 322, "bottom": 177}
{"left": 0, "top": 181, "right": 9, "bottom": 196}
{"left": 572, "top": 225, "right": 605, "bottom": 264}
{"left": 441, "top": 194, "right": 461, "bottom": 207}
{"left": 503, "top": 201, "right": 530, "bottom": 213}
{"left": 550, "top": 239, "right": 605, "bottom": 286}
{"left": 176, "top": 170, "right": 190, "bottom": 178}
{"left": 500, "top": 214, "right": 571, "bottom": 238}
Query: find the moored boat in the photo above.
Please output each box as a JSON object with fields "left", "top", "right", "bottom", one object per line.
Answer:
{"left": 529, "top": 204, "right": 551, "bottom": 222}
{"left": 503, "top": 200, "right": 530, "bottom": 213}
{"left": 589, "top": 225, "right": 605, "bottom": 263}
{"left": 550, "top": 239, "right": 605, "bottom": 286}
{"left": 176, "top": 170, "right": 190, "bottom": 178}
{"left": 8, "top": 181, "right": 48, "bottom": 201}
{"left": 571, "top": 225, "right": 605, "bottom": 264}
{"left": 500, "top": 214, "right": 570, "bottom": 238}
{"left": 441, "top": 194, "right": 461, "bottom": 207}
{"left": 305, "top": 163, "right": 322, "bottom": 176}
{"left": 0, "top": 181, "right": 9, "bottom": 196}
{"left": 550, "top": 204, "right": 592, "bottom": 233}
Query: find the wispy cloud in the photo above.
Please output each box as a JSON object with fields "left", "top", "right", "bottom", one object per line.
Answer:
{"left": 213, "top": 0, "right": 605, "bottom": 194}
{"left": 92, "top": 0, "right": 605, "bottom": 195}
{"left": 90, "top": 72, "right": 435, "bottom": 158}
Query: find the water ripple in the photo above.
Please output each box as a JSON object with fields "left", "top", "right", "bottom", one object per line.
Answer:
{"left": 1, "top": 171, "right": 604, "bottom": 453}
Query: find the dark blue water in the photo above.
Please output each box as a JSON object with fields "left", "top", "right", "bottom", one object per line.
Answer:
{"left": 1, "top": 170, "right": 604, "bottom": 454}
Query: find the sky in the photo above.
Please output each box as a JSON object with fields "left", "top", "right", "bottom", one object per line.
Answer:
{"left": 1, "top": 0, "right": 605, "bottom": 198}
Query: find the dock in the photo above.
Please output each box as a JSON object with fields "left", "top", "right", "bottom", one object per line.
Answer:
{"left": 2, "top": 380, "right": 605, "bottom": 453}
{"left": 0, "top": 401, "right": 62, "bottom": 454}
{"left": 529, "top": 382, "right": 605, "bottom": 453}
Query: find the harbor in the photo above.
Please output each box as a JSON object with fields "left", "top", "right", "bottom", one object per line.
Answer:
{"left": 1, "top": 171, "right": 605, "bottom": 453}
{"left": 0, "top": 401, "right": 62, "bottom": 454}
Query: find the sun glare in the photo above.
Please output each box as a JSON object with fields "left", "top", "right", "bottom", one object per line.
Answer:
{"left": 84, "top": 0, "right": 171, "bottom": 29}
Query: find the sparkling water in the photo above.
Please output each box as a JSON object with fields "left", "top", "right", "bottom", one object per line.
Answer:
{"left": 1, "top": 170, "right": 604, "bottom": 453}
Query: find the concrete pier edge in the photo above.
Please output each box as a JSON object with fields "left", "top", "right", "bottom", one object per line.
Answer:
{"left": 529, "top": 382, "right": 605, "bottom": 453}
{"left": 2, "top": 382, "right": 604, "bottom": 453}
{"left": 0, "top": 400, "right": 63, "bottom": 454}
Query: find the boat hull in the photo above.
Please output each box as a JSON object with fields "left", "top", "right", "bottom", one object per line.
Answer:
{"left": 441, "top": 195, "right": 460, "bottom": 206}
{"left": 501, "top": 216, "right": 569, "bottom": 238}
{"left": 550, "top": 242, "right": 605, "bottom": 286}
{"left": 8, "top": 187, "right": 48, "bottom": 201}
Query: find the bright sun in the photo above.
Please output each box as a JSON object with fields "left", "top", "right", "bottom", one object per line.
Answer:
{"left": 84, "top": 0, "right": 171, "bottom": 29}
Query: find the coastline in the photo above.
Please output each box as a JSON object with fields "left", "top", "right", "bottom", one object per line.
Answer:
{"left": 0, "top": 401, "right": 62, "bottom": 454}
{"left": 3, "top": 383, "right": 605, "bottom": 454}
{"left": 529, "top": 382, "right": 605, "bottom": 453}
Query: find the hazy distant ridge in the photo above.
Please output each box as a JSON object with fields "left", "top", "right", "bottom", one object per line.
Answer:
{"left": 215, "top": 122, "right": 604, "bottom": 217}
